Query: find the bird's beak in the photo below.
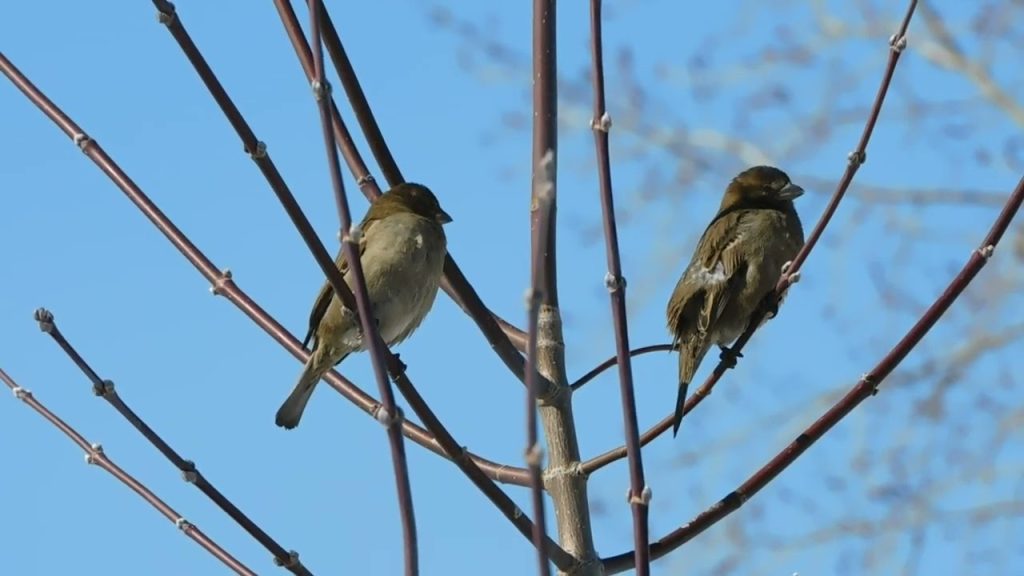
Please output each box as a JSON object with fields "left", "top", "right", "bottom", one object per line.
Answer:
{"left": 777, "top": 182, "right": 804, "bottom": 200}
{"left": 436, "top": 209, "right": 453, "bottom": 225}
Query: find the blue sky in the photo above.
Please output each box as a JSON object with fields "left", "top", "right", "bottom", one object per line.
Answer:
{"left": 2, "top": 1, "right": 1022, "bottom": 575}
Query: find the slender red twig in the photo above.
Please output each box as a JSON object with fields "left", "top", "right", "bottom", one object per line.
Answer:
{"left": 33, "top": 308, "right": 313, "bottom": 575}
{"left": 303, "top": 0, "right": 402, "bottom": 188}
{"left": 570, "top": 345, "right": 673, "bottom": 391}
{"left": 580, "top": 0, "right": 920, "bottom": 474}
{"left": 602, "top": 171, "right": 1024, "bottom": 573}
{"left": 307, "top": 2, "right": 418, "bottom": 573}
{"left": 0, "top": 367, "right": 256, "bottom": 576}
{"left": 587, "top": 0, "right": 649, "bottom": 572}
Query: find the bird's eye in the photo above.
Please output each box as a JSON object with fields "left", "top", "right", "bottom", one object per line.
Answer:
{"left": 771, "top": 179, "right": 789, "bottom": 191}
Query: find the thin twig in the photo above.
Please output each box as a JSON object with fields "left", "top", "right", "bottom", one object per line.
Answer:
{"left": 0, "top": 367, "right": 256, "bottom": 576}
{"left": 307, "top": 2, "right": 418, "bottom": 573}
{"left": 601, "top": 171, "right": 1024, "bottom": 574}
{"left": 579, "top": 0, "right": 920, "bottom": 474}
{"left": 32, "top": 309, "right": 312, "bottom": 575}
{"left": 304, "top": 0, "right": 401, "bottom": 187}
{"left": 570, "top": 344, "right": 672, "bottom": 391}
{"left": 588, "top": 0, "right": 649, "bottom": 573}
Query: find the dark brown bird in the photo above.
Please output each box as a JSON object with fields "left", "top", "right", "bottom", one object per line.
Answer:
{"left": 666, "top": 166, "right": 805, "bottom": 436}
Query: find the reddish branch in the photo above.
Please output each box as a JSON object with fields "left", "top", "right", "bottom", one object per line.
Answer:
{"left": 0, "top": 367, "right": 257, "bottom": 575}
{"left": 588, "top": 0, "right": 650, "bottom": 573}
{"left": 306, "top": 2, "right": 419, "bottom": 572}
{"left": 32, "top": 309, "right": 312, "bottom": 575}
{"left": 602, "top": 172, "right": 1024, "bottom": 573}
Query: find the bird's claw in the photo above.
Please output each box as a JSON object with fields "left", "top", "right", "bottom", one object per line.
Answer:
{"left": 718, "top": 345, "right": 743, "bottom": 369}
{"left": 386, "top": 352, "right": 408, "bottom": 380}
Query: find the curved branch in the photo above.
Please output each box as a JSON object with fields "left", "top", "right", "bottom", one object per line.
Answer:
{"left": 570, "top": 344, "right": 673, "bottom": 391}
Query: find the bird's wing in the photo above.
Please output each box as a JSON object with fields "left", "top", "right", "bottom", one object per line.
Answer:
{"left": 301, "top": 225, "right": 370, "bottom": 349}
{"left": 668, "top": 211, "right": 749, "bottom": 344}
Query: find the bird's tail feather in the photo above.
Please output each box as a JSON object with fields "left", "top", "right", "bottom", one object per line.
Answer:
{"left": 672, "top": 379, "right": 689, "bottom": 437}
{"left": 276, "top": 349, "right": 352, "bottom": 429}
{"left": 673, "top": 338, "right": 711, "bottom": 437}
{"left": 275, "top": 360, "right": 321, "bottom": 430}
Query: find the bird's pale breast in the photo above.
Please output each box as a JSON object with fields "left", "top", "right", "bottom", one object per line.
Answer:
{"left": 355, "top": 213, "right": 448, "bottom": 346}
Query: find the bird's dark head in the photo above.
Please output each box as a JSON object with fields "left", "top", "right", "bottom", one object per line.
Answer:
{"left": 377, "top": 182, "right": 453, "bottom": 225}
{"left": 720, "top": 165, "right": 804, "bottom": 211}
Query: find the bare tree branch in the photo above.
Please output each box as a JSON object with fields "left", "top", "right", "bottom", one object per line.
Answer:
{"left": 306, "top": 2, "right": 418, "bottom": 571}
{"left": 0, "top": 366, "right": 257, "bottom": 575}
{"left": 32, "top": 309, "right": 313, "bottom": 575}
{"left": 588, "top": 0, "right": 649, "bottom": 573}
